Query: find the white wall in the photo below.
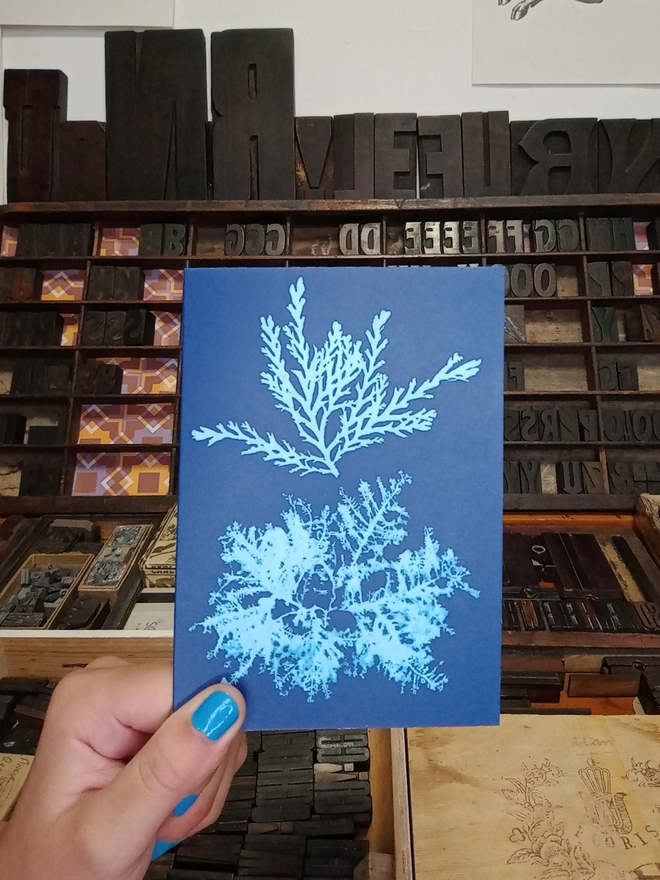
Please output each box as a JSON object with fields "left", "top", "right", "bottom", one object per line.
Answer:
{"left": 1, "top": 1, "right": 659, "bottom": 127}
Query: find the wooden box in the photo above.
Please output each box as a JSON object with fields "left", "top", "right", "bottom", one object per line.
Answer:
{"left": 77, "top": 523, "right": 152, "bottom": 599}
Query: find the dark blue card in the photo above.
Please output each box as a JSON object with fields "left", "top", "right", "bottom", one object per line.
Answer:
{"left": 175, "top": 267, "right": 503, "bottom": 730}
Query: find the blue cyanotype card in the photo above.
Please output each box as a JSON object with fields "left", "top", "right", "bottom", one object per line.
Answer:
{"left": 175, "top": 266, "right": 504, "bottom": 730}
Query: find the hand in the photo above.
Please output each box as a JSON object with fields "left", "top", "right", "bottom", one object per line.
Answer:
{"left": 0, "top": 657, "right": 246, "bottom": 880}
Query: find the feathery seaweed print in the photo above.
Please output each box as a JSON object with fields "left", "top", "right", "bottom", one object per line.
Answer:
{"left": 192, "top": 276, "right": 482, "bottom": 476}
{"left": 192, "top": 474, "right": 479, "bottom": 701}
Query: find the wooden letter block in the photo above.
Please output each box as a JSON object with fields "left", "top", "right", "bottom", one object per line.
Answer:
{"left": 609, "top": 461, "right": 634, "bottom": 494}
{"left": 582, "top": 462, "right": 605, "bottom": 494}
{"left": 611, "top": 261, "right": 634, "bottom": 297}
{"left": 520, "top": 409, "right": 539, "bottom": 442}
{"left": 374, "top": 114, "right": 417, "bottom": 199}
{"left": 509, "top": 264, "right": 534, "bottom": 298}
{"left": 520, "top": 460, "right": 541, "bottom": 494}
{"left": 610, "top": 217, "right": 635, "bottom": 251}
{"left": 106, "top": 30, "right": 208, "bottom": 199}
{"left": 123, "top": 310, "right": 155, "bottom": 346}
{"left": 641, "top": 304, "right": 660, "bottom": 342}
{"left": 625, "top": 306, "right": 646, "bottom": 342}
{"left": 244, "top": 224, "right": 266, "bottom": 256}
{"left": 503, "top": 461, "right": 521, "bottom": 494}
{"left": 441, "top": 222, "right": 460, "bottom": 255}
{"left": 504, "top": 305, "right": 526, "bottom": 344}
{"left": 417, "top": 115, "right": 463, "bottom": 198}
{"left": 264, "top": 224, "right": 286, "bottom": 256}
{"left": 461, "top": 221, "right": 481, "bottom": 255}
{"left": 505, "top": 360, "right": 525, "bottom": 391}
{"left": 0, "top": 269, "right": 12, "bottom": 302}
{"left": 56, "top": 121, "right": 106, "bottom": 201}
{"left": 598, "top": 119, "right": 660, "bottom": 193}
{"left": 224, "top": 223, "right": 245, "bottom": 256}
{"left": 539, "top": 409, "right": 560, "bottom": 442}
{"left": 598, "top": 361, "right": 619, "bottom": 391}
{"left": 295, "top": 117, "right": 333, "bottom": 199}
{"left": 557, "top": 218, "right": 580, "bottom": 251}
{"left": 113, "top": 267, "right": 143, "bottom": 302}
{"left": 338, "top": 224, "right": 359, "bottom": 256}
{"left": 95, "top": 364, "right": 123, "bottom": 395}
{"left": 602, "top": 410, "right": 626, "bottom": 442}
{"left": 586, "top": 218, "right": 614, "bottom": 250}
{"left": 504, "top": 220, "right": 524, "bottom": 254}
{"left": 334, "top": 114, "right": 374, "bottom": 199}
{"left": 532, "top": 220, "right": 557, "bottom": 253}
{"left": 103, "top": 311, "right": 126, "bottom": 347}
{"left": 162, "top": 224, "right": 187, "bottom": 257}
{"left": 11, "top": 268, "right": 41, "bottom": 302}
{"left": 632, "top": 410, "right": 654, "bottom": 443}
{"left": 422, "top": 222, "right": 442, "bottom": 255}
{"left": 28, "top": 312, "right": 63, "bottom": 347}
{"left": 6, "top": 313, "right": 31, "bottom": 346}
{"left": 461, "top": 111, "right": 511, "bottom": 197}
{"left": 587, "top": 262, "right": 612, "bottom": 297}
{"left": 511, "top": 118, "right": 597, "bottom": 195}
{"left": 80, "top": 311, "right": 107, "bottom": 347}
{"left": 534, "top": 264, "right": 557, "bottom": 298}
{"left": 138, "top": 224, "right": 163, "bottom": 257}
{"left": 4, "top": 69, "right": 68, "bottom": 202}
{"left": 360, "top": 223, "right": 381, "bottom": 256}
{"left": 86, "top": 266, "right": 116, "bottom": 301}
{"left": 617, "top": 360, "right": 639, "bottom": 390}
{"left": 591, "top": 306, "right": 619, "bottom": 343}
{"left": 403, "top": 223, "right": 422, "bottom": 256}
{"left": 487, "top": 220, "right": 505, "bottom": 254}
{"left": 556, "top": 461, "right": 583, "bottom": 494}
{"left": 504, "top": 410, "right": 521, "bottom": 441}
{"left": 558, "top": 408, "right": 580, "bottom": 442}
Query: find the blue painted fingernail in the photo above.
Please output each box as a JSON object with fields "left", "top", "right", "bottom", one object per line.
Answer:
{"left": 173, "top": 794, "right": 198, "bottom": 817}
{"left": 151, "top": 839, "right": 180, "bottom": 860}
{"left": 191, "top": 691, "right": 239, "bottom": 741}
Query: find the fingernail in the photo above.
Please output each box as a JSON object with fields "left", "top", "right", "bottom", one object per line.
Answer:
{"left": 173, "top": 794, "right": 198, "bottom": 817}
{"left": 191, "top": 691, "right": 239, "bottom": 741}
{"left": 151, "top": 840, "right": 180, "bottom": 860}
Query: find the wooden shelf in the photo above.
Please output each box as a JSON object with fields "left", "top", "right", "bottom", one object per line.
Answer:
{"left": 0, "top": 495, "right": 175, "bottom": 515}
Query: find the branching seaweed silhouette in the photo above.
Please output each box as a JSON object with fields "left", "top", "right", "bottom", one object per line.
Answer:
{"left": 192, "top": 473, "right": 479, "bottom": 700}
{"left": 192, "top": 277, "right": 482, "bottom": 476}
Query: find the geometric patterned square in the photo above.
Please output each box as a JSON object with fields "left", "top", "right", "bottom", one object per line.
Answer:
{"left": 99, "top": 227, "right": 140, "bottom": 257}
{"left": 1, "top": 227, "right": 18, "bottom": 257}
{"left": 154, "top": 312, "right": 181, "bottom": 347}
{"left": 635, "top": 221, "right": 650, "bottom": 251}
{"left": 72, "top": 451, "right": 171, "bottom": 496}
{"left": 41, "top": 269, "right": 86, "bottom": 301}
{"left": 97, "top": 357, "right": 178, "bottom": 395}
{"left": 78, "top": 403, "right": 174, "bottom": 445}
{"left": 144, "top": 269, "right": 184, "bottom": 302}
{"left": 634, "top": 264, "right": 655, "bottom": 296}
{"left": 61, "top": 314, "right": 79, "bottom": 347}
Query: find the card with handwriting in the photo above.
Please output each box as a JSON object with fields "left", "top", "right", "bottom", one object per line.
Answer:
{"left": 175, "top": 267, "right": 503, "bottom": 729}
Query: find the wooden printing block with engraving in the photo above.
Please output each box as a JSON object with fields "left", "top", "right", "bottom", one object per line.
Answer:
{"left": 293, "top": 817, "right": 355, "bottom": 837}
{"left": 79, "top": 524, "right": 151, "bottom": 595}
{"left": 139, "top": 505, "right": 177, "bottom": 590}
{"left": 511, "top": 118, "right": 598, "bottom": 196}
{"left": 55, "top": 597, "right": 109, "bottom": 630}
{"left": 250, "top": 800, "right": 311, "bottom": 822}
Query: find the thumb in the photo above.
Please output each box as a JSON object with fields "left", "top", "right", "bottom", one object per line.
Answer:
{"left": 87, "top": 684, "right": 245, "bottom": 856}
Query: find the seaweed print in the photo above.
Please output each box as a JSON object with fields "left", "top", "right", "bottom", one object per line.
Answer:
{"left": 192, "top": 276, "right": 482, "bottom": 476}
{"left": 503, "top": 760, "right": 596, "bottom": 879}
{"left": 192, "top": 473, "right": 478, "bottom": 700}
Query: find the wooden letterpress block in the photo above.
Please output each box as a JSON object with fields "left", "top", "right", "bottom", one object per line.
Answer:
{"left": 611, "top": 261, "right": 634, "bottom": 297}
{"left": 504, "top": 305, "right": 525, "bottom": 344}
{"left": 62, "top": 223, "right": 93, "bottom": 257}
{"left": 556, "top": 218, "right": 580, "bottom": 252}
{"left": 10, "top": 362, "right": 33, "bottom": 395}
{"left": 80, "top": 311, "right": 107, "bottom": 347}
{"left": 94, "top": 364, "right": 124, "bottom": 395}
{"left": 617, "top": 360, "right": 639, "bottom": 390}
{"left": 27, "top": 425, "right": 60, "bottom": 445}
{"left": 610, "top": 217, "right": 636, "bottom": 251}
{"left": 39, "top": 464, "right": 62, "bottom": 496}
{"left": 86, "top": 266, "right": 116, "bottom": 301}
{"left": 295, "top": 117, "right": 333, "bottom": 199}
{"left": 441, "top": 222, "right": 460, "bottom": 255}
{"left": 15, "top": 224, "right": 40, "bottom": 258}
{"left": 509, "top": 264, "right": 534, "bottom": 298}
{"left": 28, "top": 312, "right": 63, "bottom": 347}
{"left": 504, "top": 220, "right": 524, "bottom": 254}
{"left": 591, "top": 306, "right": 618, "bottom": 343}
{"left": 162, "top": 224, "right": 187, "bottom": 257}
{"left": 103, "top": 311, "right": 127, "bottom": 346}
{"left": 0, "top": 268, "right": 13, "bottom": 303}
{"left": 598, "top": 119, "right": 660, "bottom": 193}
{"left": 211, "top": 29, "right": 293, "bottom": 200}
{"left": 123, "top": 310, "right": 155, "bottom": 346}
{"left": 3, "top": 69, "right": 67, "bottom": 202}
{"left": 56, "top": 121, "right": 106, "bottom": 201}
{"left": 602, "top": 410, "right": 626, "bottom": 442}
{"left": 403, "top": 223, "right": 421, "bottom": 256}
{"left": 47, "top": 363, "right": 70, "bottom": 395}
{"left": 29, "top": 362, "right": 48, "bottom": 396}
{"left": 505, "top": 361, "right": 525, "bottom": 391}
{"left": 19, "top": 464, "right": 42, "bottom": 496}
{"left": 244, "top": 224, "right": 266, "bottom": 256}
{"left": 374, "top": 114, "right": 417, "bottom": 199}
{"left": 608, "top": 461, "right": 634, "bottom": 494}
{"left": 641, "top": 304, "right": 660, "bottom": 342}
{"left": 532, "top": 220, "right": 557, "bottom": 253}
{"left": 519, "top": 461, "right": 541, "bottom": 494}
{"left": 581, "top": 462, "right": 605, "bottom": 494}
{"left": 265, "top": 223, "right": 286, "bottom": 256}
{"left": 503, "top": 410, "right": 521, "bottom": 441}
{"left": 486, "top": 220, "right": 505, "bottom": 254}
{"left": 338, "top": 224, "right": 359, "bottom": 256}
{"left": 520, "top": 409, "right": 539, "bottom": 442}
{"left": 417, "top": 115, "right": 463, "bottom": 198}
{"left": 633, "top": 462, "right": 649, "bottom": 494}
{"left": 460, "top": 221, "right": 481, "bottom": 255}
{"left": 646, "top": 462, "right": 660, "bottom": 494}
{"left": 511, "top": 118, "right": 597, "bottom": 196}
{"left": 632, "top": 410, "right": 654, "bottom": 443}
{"left": 359, "top": 224, "right": 381, "bottom": 256}
{"left": 598, "top": 361, "right": 619, "bottom": 391}
{"left": 5, "top": 312, "right": 31, "bottom": 347}
{"left": 334, "top": 114, "right": 375, "bottom": 199}
{"left": 138, "top": 224, "right": 163, "bottom": 257}
{"left": 587, "top": 262, "right": 612, "bottom": 297}
{"left": 1, "top": 413, "right": 26, "bottom": 444}
{"left": 113, "top": 267, "right": 144, "bottom": 302}
{"left": 556, "top": 461, "right": 583, "bottom": 494}
{"left": 648, "top": 219, "right": 660, "bottom": 249}
{"left": 11, "top": 268, "right": 41, "bottom": 302}
{"left": 106, "top": 30, "right": 208, "bottom": 200}
{"left": 539, "top": 409, "right": 560, "bottom": 441}
{"left": 461, "top": 111, "right": 510, "bottom": 197}
{"left": 558, "top": 408, "right": 580, "bottom": 442}
{"left": 75, "top": 363, "right": 98, "bottom": 396}
{"left": 533, "top": 264, "right": 557, "bottom": 298}
{"left": 0, "top": 313, "right": 7, "bottom": 347}
{"left": 586, "top": 218, "right": 614, "bottom": 251}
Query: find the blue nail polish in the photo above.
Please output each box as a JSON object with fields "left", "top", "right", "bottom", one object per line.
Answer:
{"left": 151, "top": 839, "right": 180, "bottom": 860}
{"left": 173, "top": 794, "right": 198, "bottom": 817}
{"left": 191, "top": 691, "right": 239, "bottom": 741}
